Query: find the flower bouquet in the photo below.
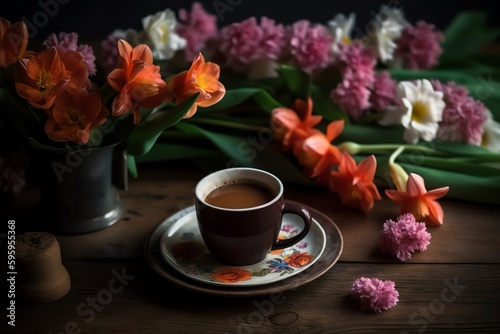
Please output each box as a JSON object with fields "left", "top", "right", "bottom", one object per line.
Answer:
{"left": 0, "top": 14, "right": 225, "bottom": 176}
{"left": 110, "top": 3, "right": 499, "bottom": 216}
{"left": 0, "top": 13, "right": 226, "bottom": 231}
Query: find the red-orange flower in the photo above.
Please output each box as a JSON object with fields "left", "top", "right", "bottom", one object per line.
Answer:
{"left": 14, "top": 47, "right": 70, "bottom": 109}
{"left": 271, "top": 98, "right": 322, "bottom": 150}
{"left": 293, "top": 120, "right": 344, "bottom": 182}
{"left": 44, "top": 89, "right": 109, "bottom": 144}
{"left": 211, "top": 268, "right": 252, "bottom": 284}
{"left": 284, "top": 252, "right": 314, "bottom": 267}
{"left": 385, "top": 173, "right": 449, "bottom": 227}
{"left": 0, "top": 18, "right": 28, "bottom": 68}
{"left": 329, "top": 153, "right": 382, "bottom": 213}
{"left": 107, "top": 39, "right": 168, "bottom": 125}
{"left": 167, "top": 52, "right": 226, "bottom": 118}
{"left": 58, "top": 49, "right": 92, "bottom": 91}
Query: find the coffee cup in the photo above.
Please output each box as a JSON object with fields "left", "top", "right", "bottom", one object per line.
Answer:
{"left": 195, "top": 167, "right": 313, "bottom": 266}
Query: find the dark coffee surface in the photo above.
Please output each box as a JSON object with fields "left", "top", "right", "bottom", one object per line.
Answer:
{"left": 205, "top": 183, "right": 274, "bottom": 209}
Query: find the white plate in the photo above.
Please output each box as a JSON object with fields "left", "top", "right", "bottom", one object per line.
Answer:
{"left": 159, "top": 206, "right": 326, "bottom": 287}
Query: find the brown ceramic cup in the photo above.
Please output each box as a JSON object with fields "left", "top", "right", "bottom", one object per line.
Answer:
{"left": 195, "top": 167, "right": 313, "bottom": 266}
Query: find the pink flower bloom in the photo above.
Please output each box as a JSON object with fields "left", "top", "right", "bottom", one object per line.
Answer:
{"left": 288, "top": 20, "right": 333, "bottom": 74}
{"left": 100, "top": 33, "right": 121, "bottom": 74}
{"left": 44, "top": 32, "right": 96, "bottom": 75}
{"left": 330, "top": 80, "right": 371, "bottom": 119}
{"left": 431, "top": 80, "right": 487, "bottom": 145}
{"left": 330, "top": 42, "right": 377, "bottom": 119}
{"left": 380, "top": 213, "right": 431, "bottom": 261}
{"left": 336, "top": 42, "right": 376, "bottom": 86}
{"left": 218, "top": 17, "right": 285, "bottom": 71}
{"left": 369, "top": 71, "right": 398, "bottom": 112}
{"left": 177, "top": 2, "right": 218, "bottom": 61}
{"left": 351, "top": 277, "right": 399, "bottom": 313}
{"left": 394, "top": 21, "right": 444, "bottom": 70}
{"left": 259, "top": 17, "right": 286, "bottom": 60}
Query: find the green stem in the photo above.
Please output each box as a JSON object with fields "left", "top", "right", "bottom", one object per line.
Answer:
{"left": 338, "top": 141, "right": 441, "bottom": 155}
{"left": 187, "top": 117, "right": 267, "bottom": 132}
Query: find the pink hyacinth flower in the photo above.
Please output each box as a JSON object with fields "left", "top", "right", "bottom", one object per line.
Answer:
{"left": 431, "top": 80, "right": 487, "bottom": 145}
{"left": 369, "top": 71, "right": 398, "bottom": 112}
{"left": 380, "top": 213, "right": 431, "bottom": 261}
{"left": 288, "top": 20, "right": 333, "bottom": 74}
{"left": 44, "top": 32, "right": 96, "bottom": 75}
{"left": 351, "top": 277, "right": 399, "bottom": 313}
{"left": 330, "top": 42, "right": 377, "bottom": 119}
{"left": 177, "top": 2, "right": 218, "bottom": 61}
{"left": 394, "top": 20, "right": 444, "bottom": 70}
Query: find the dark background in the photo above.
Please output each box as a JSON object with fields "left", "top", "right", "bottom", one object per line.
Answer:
{"left": 2, "top": 0, "right": 497, "bottom": 44}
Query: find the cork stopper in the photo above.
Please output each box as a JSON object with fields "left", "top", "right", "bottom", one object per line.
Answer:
{"left": 17, "top": 232, "right": 57, "bottom": 259}
{"left": 17, "top": 232, "right": 71, "bottom": 303}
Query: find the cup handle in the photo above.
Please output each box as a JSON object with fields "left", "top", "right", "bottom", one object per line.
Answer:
{"left": 271, "top": 202, "right": 313, "bottom": 250}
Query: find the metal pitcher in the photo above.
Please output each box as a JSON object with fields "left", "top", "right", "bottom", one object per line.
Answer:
{"left": 36, "top": 143, "right": 128, "bottom": 234}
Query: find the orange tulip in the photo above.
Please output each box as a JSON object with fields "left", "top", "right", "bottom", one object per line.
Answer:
{"left": 271, "top": 98, "right": 322, "bottom": 150}
{"left": 293, "top": 120, "right": 344, "bottom": 180}
{"left": 329, "top": 153, "right": 382, "bottom": 212}
{"left": 0, "top": 18, "right": 28, "bottom": 68}
{"left": 58, "top": 49, "right": 92, "bottom": 91}
{"left": 44, "top": 89, "right": 109, "bottom": 144}
{"left": 14, "top": 47, "right": 70, "bottom": 109}
{"left": 385, "top": 173, "right": 449, "bottom": 226}
{"left": 107, "top": 39, "right": 168, "bottom": 124}
{"left": 167, "top": 52, "right": 226, "bottom": 118}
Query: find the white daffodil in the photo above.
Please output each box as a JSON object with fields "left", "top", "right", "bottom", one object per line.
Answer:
{"left": 141, "top": 9, "right": 186, "bottom": 60}
{"left": 481, "top": 109, "right": 500, "bottom": 152}
{"left": 379, "top": 79, "right": 445, "bottom": 144}
{"left": 370, "top": 6, "right": 407, "bottom": 63}
{"left": 328, "top": 13, "right": 356, "bottom": 54}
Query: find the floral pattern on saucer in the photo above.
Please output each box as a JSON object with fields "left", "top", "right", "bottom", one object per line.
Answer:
{"left": 160, "top": 210, "right": 326, "bottom": 287}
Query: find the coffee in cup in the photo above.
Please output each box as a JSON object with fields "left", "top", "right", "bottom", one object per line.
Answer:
{"left": 195, "top": 167, "right": 313, "bottom": 266}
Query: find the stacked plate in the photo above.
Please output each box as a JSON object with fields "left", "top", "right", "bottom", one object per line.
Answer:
{"left": 144, "top": 201, "right": 343, "bottom": 296}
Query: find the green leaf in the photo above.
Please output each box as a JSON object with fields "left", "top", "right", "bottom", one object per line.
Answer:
{"left": 278, "top": 65, "right": 310, "bottom": 100}
{"left": 127, "top": 154, "right": 138, "bottom": 178}
{"left": 420, "top": 141, "right": 500, "bottom": 158}
{"left": 126, "top": 93, "right": 199, "bottom": 156}
{"left": 399, "top": 163, "right": 500, "bottom": 205}
{"left": 337, "top": 123, "right": 405, "bottom": 144}
{"left": 199, "top": 87, "right": 281, "bottom": 113}
{"left": 175, "top": 122, "right": 313, "bottom": 185}
{"left": 440, "top": 11, "right": 500, "bottom": 62}
{"left": 134, "top": 143, "right": 217, "bottom": 163}
{"left": 310, "top": 84, "right": 349, "bottom": 122}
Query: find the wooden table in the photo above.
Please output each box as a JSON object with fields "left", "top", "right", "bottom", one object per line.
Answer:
{"left": 2, "top": 162, "right": 500, "bottom": 334}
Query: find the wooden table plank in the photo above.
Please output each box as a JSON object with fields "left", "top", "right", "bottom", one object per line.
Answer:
{"left": 7, "top": 261, "right": 500, "bottom": 334}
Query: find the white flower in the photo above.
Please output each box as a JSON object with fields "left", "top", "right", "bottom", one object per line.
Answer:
{"left": 328, "top": 13, "right": 356, "bottom": 54}
{"left": 370, "top": 6, "right": 408, "bottom": 63}
{"left": 379, "top": 79, "right": 445, "bottom": 144}
{"left": 141, "top": 9, "right": 186, "bottom": 60}
{"left": 482, "top": 109, "right": 500, "bottom": 152}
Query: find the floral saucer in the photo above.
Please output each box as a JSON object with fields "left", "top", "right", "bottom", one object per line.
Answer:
{"left": 159, "top": 208, "right": 326, "bottom": 287}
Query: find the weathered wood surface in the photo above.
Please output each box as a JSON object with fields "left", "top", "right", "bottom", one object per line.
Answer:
{"left": 2, "top": 162, "right": 500, "bottom": 333}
